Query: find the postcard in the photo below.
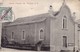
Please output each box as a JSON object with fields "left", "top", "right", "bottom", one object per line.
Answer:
{"left": 0, "top": 0, "right": 80, "bottom": 52}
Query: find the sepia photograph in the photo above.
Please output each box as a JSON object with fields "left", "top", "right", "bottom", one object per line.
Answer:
{"left": 0, "top": 0, "right": 80, "bottom": 52}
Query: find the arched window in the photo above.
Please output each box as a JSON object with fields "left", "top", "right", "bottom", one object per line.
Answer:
{"left": 63, "top": 16, "right": 67, "bottom": 29}
{"left": 39, "top": 28, "right": 44, "bottom": 40}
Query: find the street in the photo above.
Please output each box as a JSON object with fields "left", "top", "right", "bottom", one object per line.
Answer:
{"left": 0, "top": 48, "right": 49, "bottom": 52}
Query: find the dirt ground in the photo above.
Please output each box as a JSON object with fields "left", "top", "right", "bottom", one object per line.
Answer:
{"left": 0, "top": 48, "right": 50, "bottom": 52}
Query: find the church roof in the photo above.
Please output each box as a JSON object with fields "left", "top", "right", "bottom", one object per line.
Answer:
{"left": 4, "top": 13, "right": 54, "bottom": 26}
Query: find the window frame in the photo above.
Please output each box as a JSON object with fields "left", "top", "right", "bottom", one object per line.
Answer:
{"left": 39, "top": 28, "right": 44, "bottom": 40}
{"left": 22, "top": 30, "right": 25, "bottom": 40}
{"left": 62, "top": 16, "right": 68, "bottom": 29}
{"left": 11, "top": 32, "right": 14, "bottom": 40}
{"left": 63, "top": 36, "right": 67, "bottom": 47}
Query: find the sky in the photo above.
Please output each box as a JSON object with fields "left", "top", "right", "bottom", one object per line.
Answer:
{"left": 0, "top": 0, "right": 80, "bottom": 20}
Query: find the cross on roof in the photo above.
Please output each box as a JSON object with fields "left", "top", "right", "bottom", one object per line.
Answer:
{"left": 63, "top": 0, "right": 66, "bottom": 5}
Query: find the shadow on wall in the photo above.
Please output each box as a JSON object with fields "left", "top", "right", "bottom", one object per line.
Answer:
{"left": 1, "top": 37, "right": 50, "bottom": 51}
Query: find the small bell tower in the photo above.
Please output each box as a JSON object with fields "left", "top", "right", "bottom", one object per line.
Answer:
{"left": 63, "top": 0, "right": 66, "bottom": 5}
{"left": 48, "top": 5, "right": 54, "bottom": 14}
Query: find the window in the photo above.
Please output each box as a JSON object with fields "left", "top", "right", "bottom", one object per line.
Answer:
{"left": 22, "top": 31, "right": 25, "bottom": 40}
{"left": 11, "top": 32, "right": 14, "bottom": 40}
{"left": 39, "top": 29, "right": 44, "bottom": 40}
{"left": 63, "top": 36, "right": 67, "bottom": 47}
{"left": 63, "top": 16, "right": 67, "bottom": 29}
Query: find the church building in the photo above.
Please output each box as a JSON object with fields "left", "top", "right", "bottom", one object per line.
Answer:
{"left": 1, "top": 1, "right": 78, "bottom": 52}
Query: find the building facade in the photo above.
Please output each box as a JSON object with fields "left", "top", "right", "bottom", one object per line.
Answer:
{"left": 76, "top": 20, "right": 80, "bottom": 51}
{"left": 50, "top": 3, "right": 77, "bottom": 52}
{"left": 1, "top": 1, "right": 78, "bottom": 52}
